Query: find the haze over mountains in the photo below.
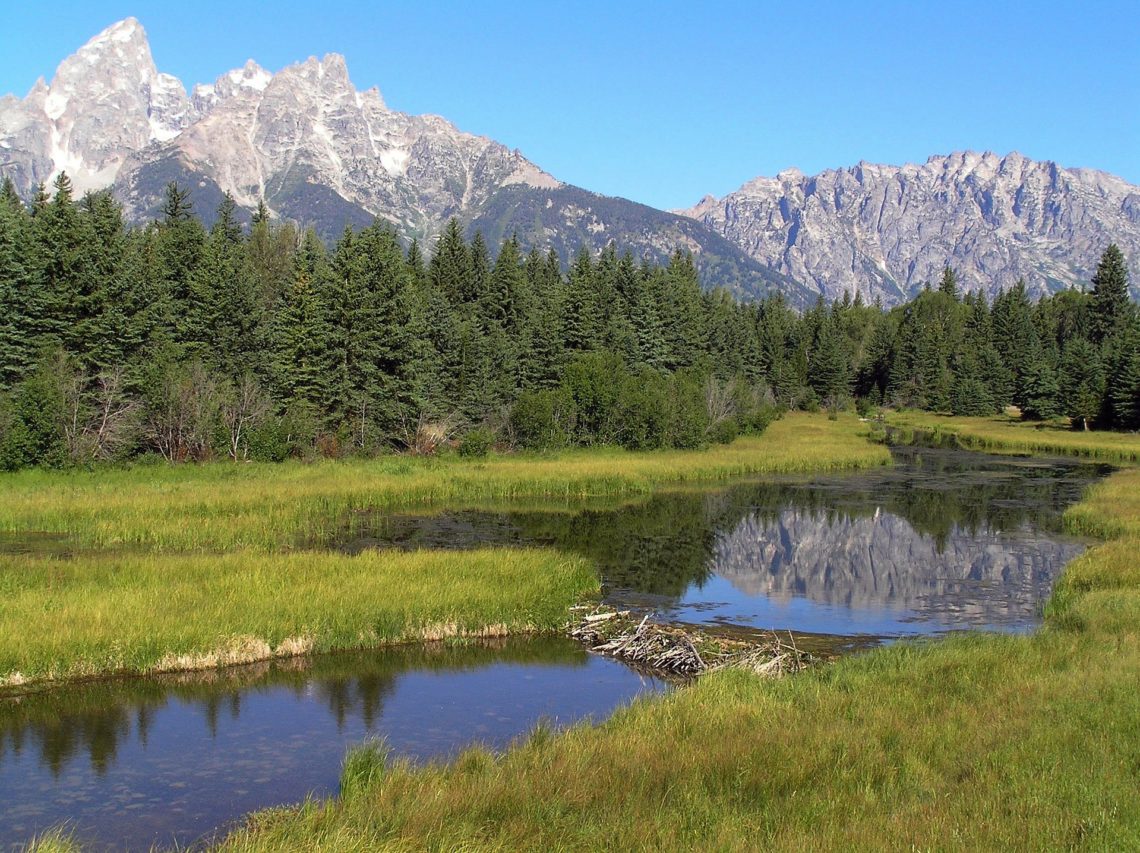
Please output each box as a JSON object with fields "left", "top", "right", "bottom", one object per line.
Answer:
{"left": 1, "top": 18, "right": 1137, "bottom": 306}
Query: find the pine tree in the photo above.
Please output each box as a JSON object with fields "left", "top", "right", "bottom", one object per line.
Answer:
{"left": 937, "top": 265, "right": 959, "bottom": 299}
{"left": 520, "top": 248, "right": 564, "bottom": 389}
{"left": 562, "top": 247, "right": 601, "bottom": 353}
{"left": 187, "top": 194, "right": 260, "bottom": 375}
{"left": 661, "top": 250, "right": 708, "bottom": 370}
{"left": 992, "top": 281, "right": 1038, "bottom": 405}
{"left": 74, "top": 190, "right": 130, "bottom": 371}
{"left": 1087, "top": 244, "right": 1132, "bottom": 344}
{"left": 950, "top": 354, "right": 996, "bottom": 416}
{"left": 0, "top": 186, "right": 35, "bottom": 387}
{"left": 270, "top": 230, "right": 330, "bottom": 410}
{"left": 33, "top": 173, "right": 86, "bottom": 351}
{"left": 1058, "top": 337, "right": 1104, "bottom": 430}
{"left": 1106, "top": 319, "right": 1140, "bottom": 430}
{"left": 1019, "top": 355, "right": 1061, "bottom": 421}
{"left": 156, "top": 182, "right": 206, "bottom": 343}
{"left": 809, "top": 317, "right": 851, "bottom": 408}
{"left": 429, "top": 219, "right": 470, "bottom": 304}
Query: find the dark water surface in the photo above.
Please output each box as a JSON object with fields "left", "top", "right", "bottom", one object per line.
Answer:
{"left": 0, "top": 443, "right": 1108, "bottom": 850}
{"left": 0, "top": 639, "right": 665, "bottom": 851}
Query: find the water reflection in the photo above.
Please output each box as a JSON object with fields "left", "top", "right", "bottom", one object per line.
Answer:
{"left": 0, "top": 638, "right": 665, "bottom": 851}
{"left": 343, "top": 446, "right": 1105, "bottom": 636}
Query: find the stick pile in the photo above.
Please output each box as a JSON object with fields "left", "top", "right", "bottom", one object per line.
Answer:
{"left": 568, "top": 607, "right": 816, "bottom": 677}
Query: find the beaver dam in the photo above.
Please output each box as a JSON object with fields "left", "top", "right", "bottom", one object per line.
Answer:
{"left": 568, "top": 606, "right": 819, "bottom": 677}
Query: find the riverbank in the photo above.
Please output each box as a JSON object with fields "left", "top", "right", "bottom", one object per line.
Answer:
{"left": 884, "top": 409, "right": 1140, "bottom": 463}
{"left": 0, "top": 413, "right": 888, "bottom": 553}
{"left": 213, "top": 427, "right": 1140, "bottom": 850}
{"left": 0, "top": 548, "right": 596, "bottom": 689}
{"left": 0, "top": 414, "right": 889, "bottom": 690}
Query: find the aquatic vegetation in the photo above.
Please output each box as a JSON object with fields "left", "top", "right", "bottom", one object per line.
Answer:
{"left": 216, "top": 428, "right": 1140, "bottom": 851}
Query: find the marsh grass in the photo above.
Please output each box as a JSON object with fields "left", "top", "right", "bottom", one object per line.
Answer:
{"left": 19, "top": 828, "right": 82, "bottom": 853}
{"left": 339, "top": 739, "right": 391, "bottom": 801}
{"left": 0, "top": 548, "right": 596, "bottom": 687}
{"left": 0, "top": 414, "right": 889, "bottom": 553}
{"left": 0, "top": 414, "right": 889, "bottom": 689}
{"left": 216, "top": 428, "right": 1140, "bottom": 851}
{"left": 886, "top": 410, "right": 1140, "bottom": 463}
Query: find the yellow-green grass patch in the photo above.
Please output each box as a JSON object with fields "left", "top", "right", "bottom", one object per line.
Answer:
{"left": 0, "top": 548, "right": 595, "bottom": 688}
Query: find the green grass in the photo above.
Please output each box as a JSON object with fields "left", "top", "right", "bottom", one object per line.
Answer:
{"left": 0, "top": 413, "right": 889, "bottom": 689}
{"left": 214, "top": 430, "right": 1140, "bottom": 851}
{"left": 0, "top": 548, "right": 596, "bottom": 687}
{"left": 885, "top": 409, "right": 1140, "bottom": 463}
{"left": 0, "top": 413, "right": 889, "bottom": 553}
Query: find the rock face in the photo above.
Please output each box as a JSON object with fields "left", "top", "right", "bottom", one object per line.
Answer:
{"left": 0, "top": 18, "right": 195, "bottom": 195}
{"left": 0, "top": 18, "right": 793, "bottom": 301}
{"left": 681, "top": 152, "right": 1140, "bottom": 304}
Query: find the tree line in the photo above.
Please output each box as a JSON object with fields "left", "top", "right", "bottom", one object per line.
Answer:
{"left": 0, "top": 174, "right": 1135, "bottom": 469}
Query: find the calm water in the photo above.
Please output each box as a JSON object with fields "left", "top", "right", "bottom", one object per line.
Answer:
{"left": 0, "top": 443, "right": 1108, "bottom": 850}
{"left": 0, "top": 639, "right": 665, "bottom": 851}
{"left": 343, "top": 445, "right": 1105, "bottom": 639}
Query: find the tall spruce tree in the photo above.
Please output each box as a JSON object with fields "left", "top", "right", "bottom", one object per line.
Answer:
{"left": 1087, "top": 244, "right": 1132, "bottom": 344}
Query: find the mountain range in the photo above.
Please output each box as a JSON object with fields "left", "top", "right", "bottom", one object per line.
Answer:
{"left": 2, "top": 18, "right": 1137, "bottom": 306}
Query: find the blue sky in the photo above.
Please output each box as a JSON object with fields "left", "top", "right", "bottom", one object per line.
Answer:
{"left": 2, "top": 1, "right": 1137, "bottom": 209}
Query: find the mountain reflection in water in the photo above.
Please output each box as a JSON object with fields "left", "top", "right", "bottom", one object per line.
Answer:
{"left": 342, "top": 445, "right": 1105, "bottom": 638}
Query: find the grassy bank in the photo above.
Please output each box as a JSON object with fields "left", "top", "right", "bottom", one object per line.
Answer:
{"left": 0, "top": 548, "right": 594, "bottom": 688}
{"left": 0, "top": 414, "right": 888, "bottom": 689}
{"left": 0, "top": 413, "right": 889, "bottom": 553}
{"left": 217, "top": 436, "right": 1140, "bottom": 850}
{"left": 885, "top": 409, "right": 1140, "bottom": 463}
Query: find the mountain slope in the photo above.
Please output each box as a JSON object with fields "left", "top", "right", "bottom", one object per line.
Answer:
{"left": 681, "top": 152, "right": 1140, "bottom": 304}
{"left": 0, "top": 18, "right": 794, "bottom": 301}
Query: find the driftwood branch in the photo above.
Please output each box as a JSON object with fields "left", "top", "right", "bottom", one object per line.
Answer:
{"left": 568, "top": 607, "right": 818, "bottom": 678}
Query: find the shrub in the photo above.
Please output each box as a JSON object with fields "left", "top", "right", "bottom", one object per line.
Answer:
{"left": 510, "top": 389, "right": 574, "bottom": 450}
{"left": 563, "top": 351, "right": 627, "bottom": 445}
{"left": 708, "top": 417, "right": 740, "bottom": 445}
{"left": 458, "top": 427, "right": 495, "bottom": 458}
{"left": 616, "top": 370, "right": 670, "bottom": 450}
{"left": 667, "top": 371, "right": 710, "bottom": 449}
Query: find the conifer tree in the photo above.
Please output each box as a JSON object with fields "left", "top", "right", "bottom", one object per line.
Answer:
{"left": 1088, "top": 244, "right": 1132, "bottom": 344}
{"left": 562, "top": 247, "right": 601, "bottom": 353}
{"left": 1019, "top": 355, "right": 1061, "bottom": 421}
{"left": 1058, "top": 337, "right": 1104, "bottom": 430}
{"left": 1106, "top": 318, "right": 1140, "bottom": 430}
{"left": 271, "top": 229, "right": 331, "bottom": 412}
{"left": 0, "top": 186, "right": 34, "bottom": 387}
{"left": 661, "top": 250, "right": 708, "bottom": 370}
{"left": 937, "top": 265, "right": 959, "bottom": 299}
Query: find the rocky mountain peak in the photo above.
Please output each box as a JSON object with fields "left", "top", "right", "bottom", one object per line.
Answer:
{"left": 682, "top": 151, "right": 1140, "bottom": 304}
{"left": 0, "top": 17, "right": 196, "bottom": 194}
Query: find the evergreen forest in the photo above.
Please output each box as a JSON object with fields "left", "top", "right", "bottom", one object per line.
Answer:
{"left": 0, "top": 174, "right": 1136, "bottom": 470}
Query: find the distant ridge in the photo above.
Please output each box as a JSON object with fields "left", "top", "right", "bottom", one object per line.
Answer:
{"left": 680, "top": 151, "right": 1140, "bottom": 304}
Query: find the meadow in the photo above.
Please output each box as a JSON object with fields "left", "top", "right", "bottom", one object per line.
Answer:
{"left": 0, "top": 413, "right": 889, "bottom": 688}
{"left": 207, "top": 426, "right": 1140, "bottom": 850}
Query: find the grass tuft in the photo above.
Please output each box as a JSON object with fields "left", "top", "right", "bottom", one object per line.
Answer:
{"left": 340, "top": 740, "right": 390, "bottom": 801}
